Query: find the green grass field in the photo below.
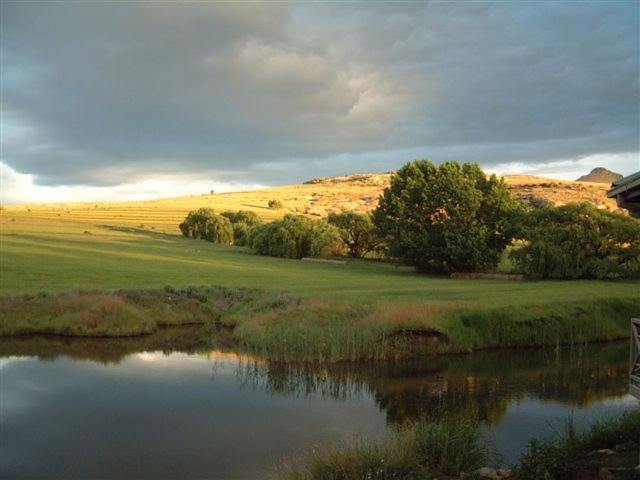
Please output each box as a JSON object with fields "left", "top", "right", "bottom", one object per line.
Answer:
{"left": 2, "top": 215, "right": 638, "bottom": 303}
{"left": 2, "top": 214, "right": 639, "bottom": 360}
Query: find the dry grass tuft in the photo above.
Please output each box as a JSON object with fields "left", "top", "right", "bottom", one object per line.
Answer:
{"left": 365, "top": 303, "right": 463, "bottom": 328}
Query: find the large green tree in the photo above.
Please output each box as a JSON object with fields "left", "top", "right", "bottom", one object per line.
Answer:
{"left": 510, "top": 203, "right": 640, "bottom": 279}
{"left": 373, "top": 160, "right": 521, "bottom": 273}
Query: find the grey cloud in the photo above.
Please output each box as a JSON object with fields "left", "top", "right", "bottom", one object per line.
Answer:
{"left": 1, "top": 1, "right": 638, "bottom": 188}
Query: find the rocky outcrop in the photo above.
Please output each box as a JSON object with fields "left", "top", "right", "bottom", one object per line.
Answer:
{"left": 576, "top": 167, "right": 623, "bottom": 184}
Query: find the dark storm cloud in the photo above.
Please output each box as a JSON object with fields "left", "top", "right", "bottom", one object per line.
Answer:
{"left": 1, "top": 1, "right": 639, "bottom": 188}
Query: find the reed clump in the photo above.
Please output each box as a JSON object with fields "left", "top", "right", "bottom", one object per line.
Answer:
{"left": 276, "top": 415, "right": 489, "bottom": 480}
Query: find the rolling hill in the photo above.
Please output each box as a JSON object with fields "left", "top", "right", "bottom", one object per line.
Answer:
{"left": 2, "top": 172, "right": 621, "bottom": 234}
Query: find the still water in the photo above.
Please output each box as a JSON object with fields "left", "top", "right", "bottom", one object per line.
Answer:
{"left": 0, "top": 330, "right": 636, "bottom": 479}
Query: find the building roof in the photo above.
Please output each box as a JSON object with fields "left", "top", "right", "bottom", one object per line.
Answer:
{"left": 607, "top": 171, "right": 640, "bottom": 198}
{"left": 607, "top": 170, "right": 640, "bottom": 217}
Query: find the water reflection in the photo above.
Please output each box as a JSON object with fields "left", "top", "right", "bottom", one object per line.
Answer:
{"left": 0, "top": 326, "right": 214, "bottom": 364}
{"left": 236, "top": 343, "right": 630, "bottom": 426}
{"left": 0, "top": 330, "right": 636, "bottom": 478}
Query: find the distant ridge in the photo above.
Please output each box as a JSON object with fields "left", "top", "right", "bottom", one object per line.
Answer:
{"left": 576, "top": 167, "right": 622, "bottom": 184}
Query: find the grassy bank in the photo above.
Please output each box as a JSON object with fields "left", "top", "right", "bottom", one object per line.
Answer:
{"left": 235, "top": 296, "right": 639, "bottom": 361}
{"left": 278, "top": 409, "right": 640, "bottom": 480}
{"left": 0, "top": 286, "right": 293, "bottom": 337}
{"left": 2, "top": 286, "right": 638, "bottom": 361}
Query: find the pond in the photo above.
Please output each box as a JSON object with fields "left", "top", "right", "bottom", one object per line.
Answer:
{"left": 0, "top": 330, "right": 636, "bottom": 479}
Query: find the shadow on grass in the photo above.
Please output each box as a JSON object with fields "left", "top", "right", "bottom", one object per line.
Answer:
{"left": 240, "top": 203, "right": 275, "bottom": 210}
{"left": 100, "top": 225, "right": 182, "bottom": 242}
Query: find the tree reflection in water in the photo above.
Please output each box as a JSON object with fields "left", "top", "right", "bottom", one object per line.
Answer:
{"left": 0, "top": 329, "right": 629, "bottom": 428}
{"left": 236, "top": 343, "right": 629, "bottom": 427}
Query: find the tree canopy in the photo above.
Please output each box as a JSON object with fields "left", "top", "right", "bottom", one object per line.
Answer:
{"left": 373, "top": 160, "right": 522, "bottom": 273}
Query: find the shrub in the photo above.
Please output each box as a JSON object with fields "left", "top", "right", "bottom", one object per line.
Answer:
{"left": 510, "top": 203, "right": 640, "bottom": 279}
{"left": 327, "top": 212, "right": 382, "bottom": 258}
{"left": 178, "top": 208, "right": 234, "bottom": 244}
{"left": 373, "top": 160, "right": 522, "bottom": 274}
{"left": 268, "top": 199, "right": 285, "bottom": 210}
{"left": 249, "top": 214, "right": 340, "bottom": 259}
{"left": 221, "top": 210, "right": 263, "bottom": 246}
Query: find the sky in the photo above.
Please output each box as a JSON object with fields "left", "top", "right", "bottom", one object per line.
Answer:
{"left": 1, "top": 1, "right": 639, "bottom": 204}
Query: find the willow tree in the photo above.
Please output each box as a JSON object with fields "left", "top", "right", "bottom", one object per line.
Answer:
{"left": 179, "top": 208, "right": 234, "bottom": 244}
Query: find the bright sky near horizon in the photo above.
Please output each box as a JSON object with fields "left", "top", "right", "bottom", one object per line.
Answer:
{"left": 1, "top": 2, "right": 639, "bottom": 204}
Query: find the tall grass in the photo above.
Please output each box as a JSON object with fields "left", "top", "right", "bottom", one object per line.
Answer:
{"left": 275, "top": 415, "right": 489, "bottom": 480}
{"left": 233, "top": 300, "right": 464, "bottom": 361}
{"left": 0, "top": 291, "right": 156, "bottom": 336}
{"left": 234, "top": 296, "right": 639, "bottom": 361}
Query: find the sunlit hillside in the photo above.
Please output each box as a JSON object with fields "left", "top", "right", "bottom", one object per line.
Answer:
{"left": 1, "top": 173, "right": 620, "bottom": 234}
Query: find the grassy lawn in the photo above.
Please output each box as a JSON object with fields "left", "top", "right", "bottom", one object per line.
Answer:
{"left": 2, "top": 214, "right": 638, "bottom": 304}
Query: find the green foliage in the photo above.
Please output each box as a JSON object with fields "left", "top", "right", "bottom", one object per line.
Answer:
{"left": 178, "top": 208, "right": 234, "bottom": 244}
{"left": 279, "top": 415, "right": 488, "bottom": 480}
{"left": 515, "top": 409, "right": 640, "bottom": 480}
{"left": 510, "top": 203, "right": 640, "bottom": 279}
{"left": 221, "top": 210, "right": 263, "bottom": 246}
{"left": 373, "top": 160, "right": 522, "bottom": 274}
{"left": 268, "top": 199, "right": 285, "bottom": 210}
{"left": 327, "top": 212, "right": 381, "bottom": 258}
{"left": 249, "top": 214, "right": 341, "bottom": 259}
